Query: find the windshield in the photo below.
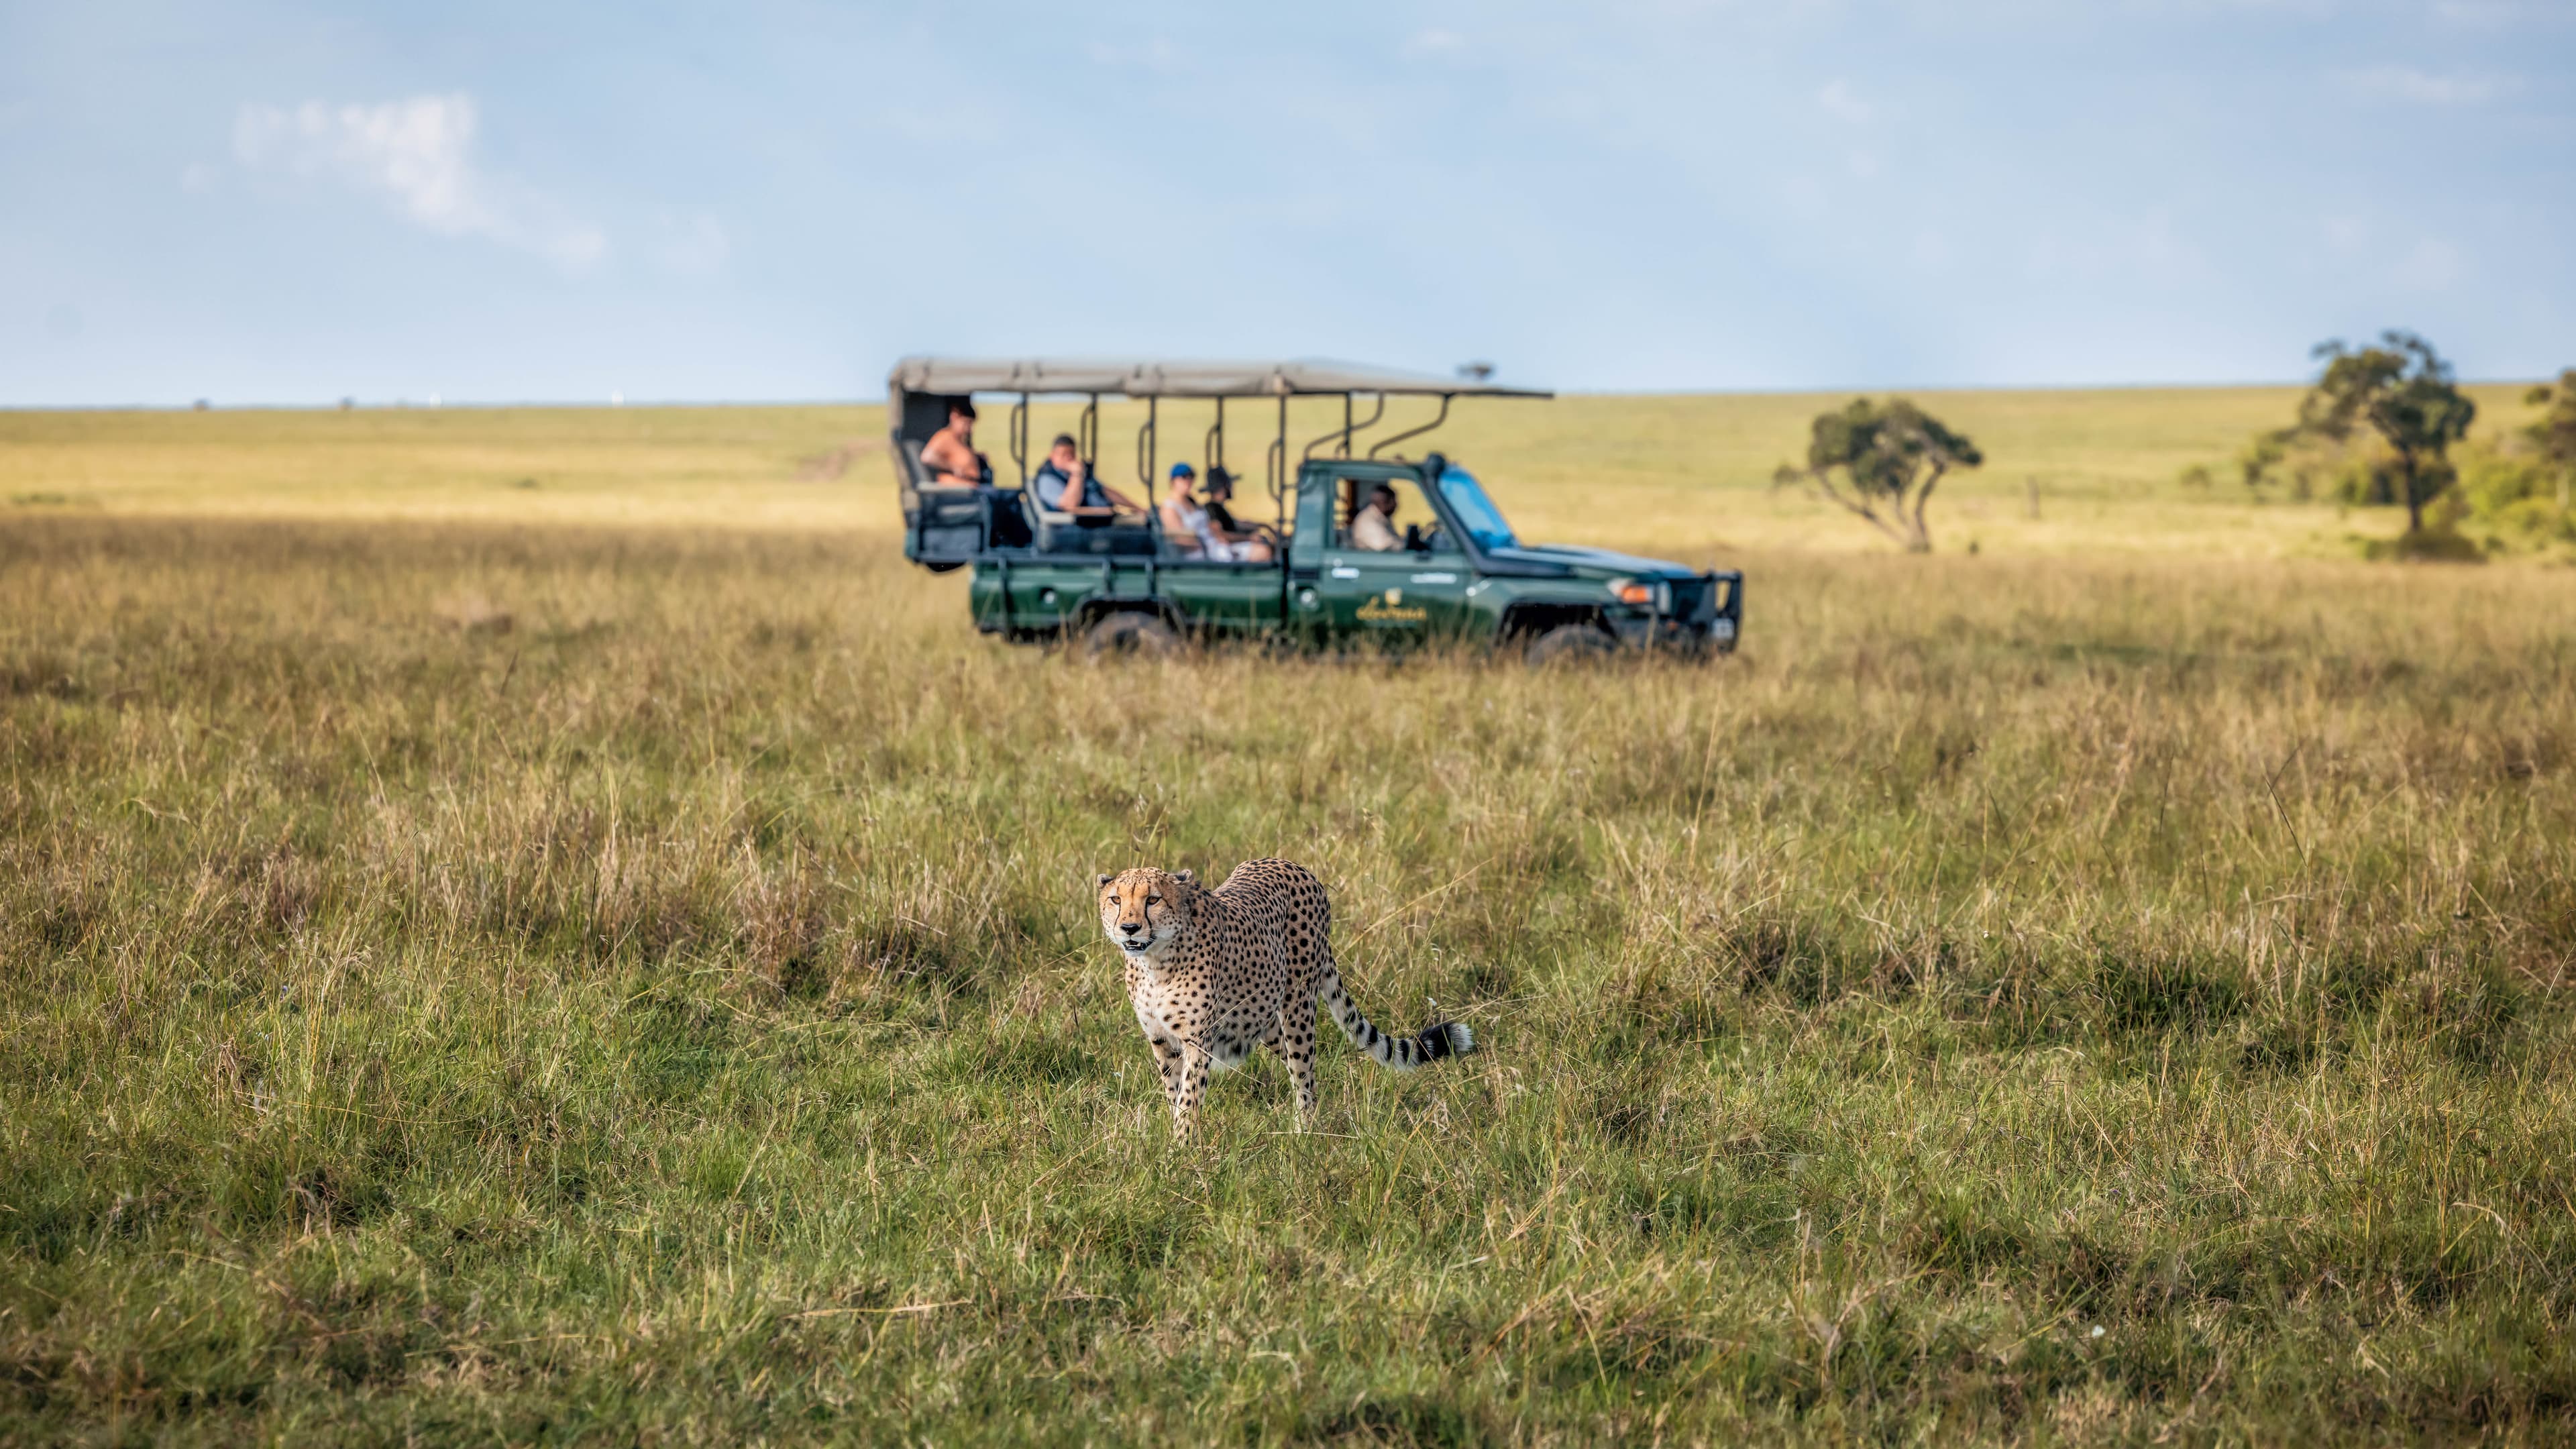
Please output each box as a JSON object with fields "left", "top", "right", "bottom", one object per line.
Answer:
{"left": 1436, "top": 466, "right": 1519, "bottom": 552}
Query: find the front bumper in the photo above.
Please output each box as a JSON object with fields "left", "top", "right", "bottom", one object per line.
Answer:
{"left": 1623, "top": 570, "right": 1743, "bottom": 654}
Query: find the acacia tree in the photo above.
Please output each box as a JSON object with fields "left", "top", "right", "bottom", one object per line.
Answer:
{"left": 1773, "top": 397, "right": 1982, "bottom": 553}
{"left": 2300, "top": 331, "right": 2477, "bottom": 534}
{"left": 2524, "top": 368, "right": 2576, "bottom": 513}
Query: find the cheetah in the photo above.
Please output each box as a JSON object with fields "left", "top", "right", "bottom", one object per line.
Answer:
{"left": 1096, "top": 858, "right": 1476, "bottom": 1134}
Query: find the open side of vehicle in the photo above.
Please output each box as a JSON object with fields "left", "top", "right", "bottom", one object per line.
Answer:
{"left": 888, "top": 356, "right": 1742, "bottom": 661}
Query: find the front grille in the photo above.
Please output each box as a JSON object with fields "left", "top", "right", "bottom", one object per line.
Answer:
{"left": 1665, "top": 576, "right": 1715, "bottom": 624}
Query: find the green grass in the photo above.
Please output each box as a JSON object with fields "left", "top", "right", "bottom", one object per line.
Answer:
{"left": 3, "top": 398, "right": 2574, "bottom": 1442}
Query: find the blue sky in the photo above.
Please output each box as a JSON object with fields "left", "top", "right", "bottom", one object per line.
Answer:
{"left": 2, "top": 0, "right": 2569, "bottom": 404}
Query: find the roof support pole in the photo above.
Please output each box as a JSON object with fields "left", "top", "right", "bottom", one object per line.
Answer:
{"left": 1366, "top": 393, "right": 1452, "bottom": 460}
{"left": 1205, "top": 397, "right": 1225, "bottom": 476}
{"left": 1270, "top": 394, "right": 1289, "bottom": 534}
{"left": 1139, "top": 396, "right": 1159, "bottom": 511}
{"left": 1010, "top": 393, "right": 1030, "bottom": 484}
{"left": 1079, "top": 394, "right": 1098, "bottom": 466}
{"left": 1302, "top": 392, "right": 1385, "bottom": 462}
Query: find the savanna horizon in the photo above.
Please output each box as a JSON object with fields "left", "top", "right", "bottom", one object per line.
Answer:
{"left": 2, "top": 397, "right": 2571, "bottom": 1442}
{"left": 1, "top": 381, "right": 2550, "bottom": 557}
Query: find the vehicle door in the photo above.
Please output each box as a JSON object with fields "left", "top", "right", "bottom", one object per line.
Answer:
{"left": 1315, "top": 472, "right": 1473, "bottom": 643}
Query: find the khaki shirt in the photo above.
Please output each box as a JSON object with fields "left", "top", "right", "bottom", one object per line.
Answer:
{"left": 1351, "top": 504, "right": 1400, "bottom": 551}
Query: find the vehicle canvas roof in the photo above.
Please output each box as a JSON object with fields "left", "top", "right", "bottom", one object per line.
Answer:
{"left": 886, "top": 356, "right": 1550, "bottom": 400}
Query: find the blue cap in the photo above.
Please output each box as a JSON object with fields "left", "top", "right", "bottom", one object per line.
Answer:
{"left": 1169, "top": 461, "right": 1196, "bottom": 478}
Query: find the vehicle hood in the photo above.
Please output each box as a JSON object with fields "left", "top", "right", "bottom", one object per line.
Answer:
{"left": 1487, "top": 544, "right": 1700, "bottom": 579}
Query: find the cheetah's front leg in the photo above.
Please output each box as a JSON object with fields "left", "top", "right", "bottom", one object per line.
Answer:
{"left": 1171, "top": 1041, "right": 1213, "bottom": 1136}
{"left": 1151, "top": 1038, "right": 1184, "bottom": 1112}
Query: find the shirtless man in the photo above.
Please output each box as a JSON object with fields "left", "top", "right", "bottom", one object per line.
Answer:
{"left": 918, "top": 400, "right": 989, "bottom": 486}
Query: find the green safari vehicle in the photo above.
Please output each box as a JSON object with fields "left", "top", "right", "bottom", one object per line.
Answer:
{"left": 888, "top": 357, "right": 1742, "bottom": 662}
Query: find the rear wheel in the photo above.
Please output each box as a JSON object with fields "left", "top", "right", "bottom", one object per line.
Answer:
{"left": 1524, "top": 623, "right": 1617, "bottom": 666}
{"left": 1083, "top": 612, "right": 1183, "bottom": 659}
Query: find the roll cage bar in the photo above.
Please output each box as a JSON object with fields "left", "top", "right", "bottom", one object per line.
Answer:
{"left": 888, "top": 356, "right": 1551, "bottom": 534}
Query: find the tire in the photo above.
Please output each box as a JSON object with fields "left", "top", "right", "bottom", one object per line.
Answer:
{"left": 921, "top": 559, "right": 966, "bottom": 575}
{"left": 1523, "top": 623, "right": 1618, "bottom": 666}
{"left": 1083, "top": 611, "right": 1183, "bottom": 660}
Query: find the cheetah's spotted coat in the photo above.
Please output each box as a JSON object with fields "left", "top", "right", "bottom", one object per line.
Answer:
{"left": 1097, "top": 859, "right": 1475, "bottom": 1134}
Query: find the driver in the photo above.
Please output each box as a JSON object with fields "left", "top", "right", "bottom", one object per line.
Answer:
{"left": 1032, "top": 433, "right": 1142, "bottom": 519}
{"left": 918, "top": 400, "right": 990, "bottom": 486}
{"left": 1350, "top": 482, "right": 1401, "bottom": 551}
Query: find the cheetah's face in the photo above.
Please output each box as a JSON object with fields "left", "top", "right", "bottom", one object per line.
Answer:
{"left": 1097, "top": 867, "right": 1193, "bottom": 961}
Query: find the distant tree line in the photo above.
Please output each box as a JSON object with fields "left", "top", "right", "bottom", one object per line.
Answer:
{"left": 1776, "top": 335, "right": 2571, "bottom": 557}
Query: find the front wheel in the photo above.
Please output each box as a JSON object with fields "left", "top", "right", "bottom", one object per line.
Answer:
{"left": 1523, "top": 623, "right": 1617, "bottom": 666}
{"left": 1083, "top": 612, "right": 1183, "bottom": 660}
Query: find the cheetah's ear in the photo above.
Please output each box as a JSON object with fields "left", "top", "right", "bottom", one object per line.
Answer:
{"left": 1096, "top": 873, "right": 1114, "bottom": 888}
{"left": 1173, "top": 869, "right": 1195, "bottom": 885}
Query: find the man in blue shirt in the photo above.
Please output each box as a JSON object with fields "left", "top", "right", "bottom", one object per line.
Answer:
{"left": 1030, "top": 433, "right": 1142, "bottom": 519}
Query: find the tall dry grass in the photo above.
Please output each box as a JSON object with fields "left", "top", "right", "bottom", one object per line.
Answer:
{"left": 3, "top": 511, "right": 2571, "bottom": 1442}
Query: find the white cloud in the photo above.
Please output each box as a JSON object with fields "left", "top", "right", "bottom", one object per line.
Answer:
{"left": 233, "top": 95, "right": 604, "bottom": 268}
{"left": 1817, "top": 78, "right": 1873, "bottom": 123}
{"left": 180, "top": 162, "right": 219, "bottom": 195}
{"left": 1403, "top": 28, "right": 1468, "bottom": 57}
{"left": 2322, "top": 215, "right": 2368, "bottom": 252}
{"left": 2338, "top": 65, "right": 2517, "bottom": 103}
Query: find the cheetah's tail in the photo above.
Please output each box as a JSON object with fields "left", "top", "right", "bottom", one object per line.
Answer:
{"left": 1320, "top": 968, "right": 1478, "bottom": 1073}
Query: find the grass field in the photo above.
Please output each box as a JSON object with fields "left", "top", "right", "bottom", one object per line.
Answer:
{"left": 3, "top": 382, "right": 2547, "bottom": 556}
{"left": 3, "top": 394, "right": 2573, "bottom": 1444}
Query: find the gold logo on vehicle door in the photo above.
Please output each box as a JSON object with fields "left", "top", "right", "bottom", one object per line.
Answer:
{"left": 1355, "top": 588, "right": 1428, "bottom": 625}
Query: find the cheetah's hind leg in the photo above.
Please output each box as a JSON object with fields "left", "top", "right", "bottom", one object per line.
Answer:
{"left": 1275, "top": 1008, "right": 1320, "bottom": 1126}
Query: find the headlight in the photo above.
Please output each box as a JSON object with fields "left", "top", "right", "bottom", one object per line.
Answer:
{"left": 1608, "top": 577, "right": 1654, "bottom": 607}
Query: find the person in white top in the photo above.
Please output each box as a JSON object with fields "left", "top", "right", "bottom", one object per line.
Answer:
{"left": 1160, "top": 462, "right": 1272, "bottom": 562}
